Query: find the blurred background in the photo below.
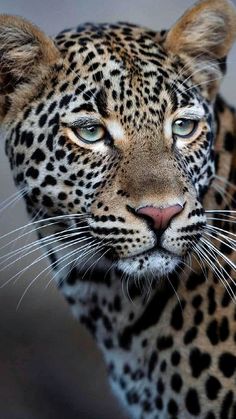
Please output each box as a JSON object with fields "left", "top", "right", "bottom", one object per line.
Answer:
{"left": 0, "top": 1, "right": 235, "bottom": 418}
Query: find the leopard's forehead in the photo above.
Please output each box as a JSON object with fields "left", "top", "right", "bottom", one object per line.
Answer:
{"left": 55, "top": 22, "right": 166, "bottom": 65}
{"left": 51, "top": 22, "right": 202, "bottom": 132}
{"left": 54, "top": 22, "right": 181, "bottom": 90}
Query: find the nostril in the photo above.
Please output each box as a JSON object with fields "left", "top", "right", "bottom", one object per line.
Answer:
{"left": 126, "top": 204, "right": 156, "bottom": 229}
{"left": 136, "top": 204, "right": 183, "bottom": 231}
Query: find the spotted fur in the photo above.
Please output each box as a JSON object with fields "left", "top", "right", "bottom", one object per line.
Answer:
{"left": 1, "top": 1, "right": 236, "bottom": 417}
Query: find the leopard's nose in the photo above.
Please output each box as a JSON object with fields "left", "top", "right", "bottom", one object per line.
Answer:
{"left": 136, "top": 204, "right": 183, "bottom": 231}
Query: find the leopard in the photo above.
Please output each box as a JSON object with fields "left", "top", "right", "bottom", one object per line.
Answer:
{"left": 1, "top": 0, "right": 236, "bottom": 417}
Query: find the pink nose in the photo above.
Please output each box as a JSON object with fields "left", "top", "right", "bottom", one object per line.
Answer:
{"left": 136, "top": 204, "right": 183, "bottom": 231}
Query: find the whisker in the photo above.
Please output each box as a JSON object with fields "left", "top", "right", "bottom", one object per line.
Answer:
{"left": 195, "top": 242, "right": 236, "bottom": 302}
{"left": 0, "top": 188, "right": 28, "bottom": 214}
{"left": 16, "top": 240, "right": 97, "bottom": 310}
{"left": 81, "top": 245, "right": 112, "bottom": 281}
{"left": 205, "top": 210, "right": 236, "bottom": 213}
{"left": 206, "top": 224, "right": 236, "bottom": 239}
{"left": 0, "top": 226, "right": 90, "bottom": 265}
{"left": 204, "top": 230, "right": 236, "bottom": 252}
{"left": 206, "top": 217, "right": 236, "bottom": 223}
{"left": 201, "top": 237, "right": 236, "bottom": 273}
{"left": 0, "top": 229, "right": 90, "bottom": 269}
{"left": 214, "top": 175, "right": 236, "bottom": 190}
{"left": 201, "top": 239, "right": 236, "bottom": 289}
{"left": 0, "top": 188, "right": 27, "bottom": 209}
{"left": 0, "top": 213, "right": 86, "bottom": 242}
{"left": 0, "top": 235, "right": 92, "bottom": 289}
{"left": 47, "top": 240, "right": 104, "bottom": 288}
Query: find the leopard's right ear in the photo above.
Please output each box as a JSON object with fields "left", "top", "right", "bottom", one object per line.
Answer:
{"left": 0, "top": 15, "right": 60, "bottom": 117}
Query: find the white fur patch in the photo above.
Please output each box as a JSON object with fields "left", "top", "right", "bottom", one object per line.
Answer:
{"left": 106, "top": 120, "right": 125, "bottom": 141}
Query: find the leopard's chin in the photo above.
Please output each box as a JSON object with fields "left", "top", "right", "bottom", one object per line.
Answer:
{"left": 116, "top": 248, "right": 181, "bottom": 279}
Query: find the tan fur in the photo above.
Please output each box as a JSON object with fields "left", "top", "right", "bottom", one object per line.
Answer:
{"left": 165, "top": 0, "right": 236, "bottom": 58}
{"left": 164, "top": 0, "right": 236, "bottom": 98}
{"left": 0, "top": 15, "right": 60, "bottom": 120}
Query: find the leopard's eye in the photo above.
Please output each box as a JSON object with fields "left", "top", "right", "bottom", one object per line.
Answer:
{"left": 172, "top": 119, "right": 198, "bottom": 138}
{"left": 75, "top": 125, "right": 106, "bottom": 143}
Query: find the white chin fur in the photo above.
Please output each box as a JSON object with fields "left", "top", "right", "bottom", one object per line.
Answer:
{"left": 116, "top": 250, "right": 180, "bottom": 278}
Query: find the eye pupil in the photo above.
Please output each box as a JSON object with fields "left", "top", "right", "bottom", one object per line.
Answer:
{"left": 88, "top": 126, "right": 96, "bottom": 132}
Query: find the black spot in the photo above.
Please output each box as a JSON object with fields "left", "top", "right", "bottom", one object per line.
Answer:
{"left": 186, "top": 272, "right": 205, "bottom": 290}
{"left": 55, "top": 150, "right": 66, "bottom": 160}
{"left": 205, "top": 376, "right": 221, "bottom": 400}
{"left": 206, "top": 319, "right": 219, "bottom": 345}
{"left": 192, "top": 295, "right": 203, "bottom": 309}
{"left": 205, "top": 412, "right": 216, "bottom": 419}
{"left": 26, "top": 167, "right": 39, "bottom": 179}
{"left": 126, "top": 390, "right": 139, "bottom": 405}
{"left": 171, "top": 373, "right": 183, "bottom": 393}
{"left": 31, "top": 148, "right": 46, "bottom": 163}
{"left": 66, "top": 296, "right": 76, "bottom": 305}
{"left": 207, "top": 286, "right": 216, "bottom": 315}
{"left": 15, "top": 153, "right": 25, "bottom": 166}
{"left": 95, "top": 88, "right": 108, "bottom": 117}
{"left": 168, "top": 399, "right": 178, "bottom": 415}
{"left": 219, "top": 317, "right": 229, "bottom": 341}
{"left": 221, "top": 289, "right": 231, "bottom": 307}
{"left": 111, "top": 295, "right": 120, "bottom": 312}
{"left": 72, "top": 103, "right": 95, "bottom": 113}
{"left": 185, "top": 389, "right": 200, "bottom": 416}
{"left": 148, "top": 351, "right": 158, "bottom": 379}
{"left": 104, "top": 338, "right": 113, "bottom": 349}
{"left": 171, "top": 351, "right": 180, "bottom": 366}
{"left": 184, "top": 326, "right": 197, "bottom": 344}
{"left": 219, "top": 352, "right": 236, "bottom": 378}
{"left": 39, "top": 113, "right": 48, "bottom": 127}
{"left": 155, "top": 396, "right": 163, "bottom": 410}
{"left": 224, "top": 132, "right": 235, "bottom": 152}
{"left": 160, "top": 360, "right": 166, "bottom": 372}
{"left": 66, "top": 267, "right": 78, "bottom": 285}
{"left": 42, "top": 175, "right": 57, "bottom": 186}
{"left": 35, "top": 102, "right": 44, "bottom": 114}
{"left": 157, "top": 336, "right": 173, "bottom": 351}
{"left": 220, "top": 391, "right": 233, "bottom": 419}
{"left": 22, "top": 131, "right": 34, "bottom": 147}
{"left": 80, "top": 315, "right": 96, "bottom": 335}
{"left": 170, "top": 301, "right": 185, "bottom": 330}
{"left": 42, "top": 195, "right": 54, "bottom": 208}
{"left": 189, "top": 348, "right": 211, "bottom": 378}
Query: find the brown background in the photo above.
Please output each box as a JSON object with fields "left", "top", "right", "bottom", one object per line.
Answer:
{"left": 0, "top": 1, "right": 236, "bottom": 418}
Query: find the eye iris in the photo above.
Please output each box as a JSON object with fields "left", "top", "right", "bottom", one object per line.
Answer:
{"left": 77, "top": 125, "right": 105, "bottom": 142}
{"left": 173, "top": 119, "right": 196, "bottom": 137}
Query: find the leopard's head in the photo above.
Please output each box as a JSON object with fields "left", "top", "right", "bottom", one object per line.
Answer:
{"left": 1, "top": 0, "right": 236, "bottom": 280}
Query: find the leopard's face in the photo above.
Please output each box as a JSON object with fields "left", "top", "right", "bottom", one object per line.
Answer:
{"left": 4, "top": 22, "right": 222, "bottom": 280}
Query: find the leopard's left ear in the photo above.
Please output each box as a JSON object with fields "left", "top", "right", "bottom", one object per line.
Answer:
{"left": 164, "top": 0, "right": 236, "bottom": 98}
{"left": 0, "top": 15, "right": 60, "bottom": 120}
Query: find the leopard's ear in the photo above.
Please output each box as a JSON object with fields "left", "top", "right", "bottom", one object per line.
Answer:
{"left": 164, "top": 0, "right": 236, "bottom": 98}
{"left": 0, "top": 15, "right": 60, "bottom": 116}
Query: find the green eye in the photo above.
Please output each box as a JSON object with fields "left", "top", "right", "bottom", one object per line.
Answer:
{"left": 172, "top": 119, "right": 198, "bottom": 138}
{"left": 75, "top": 125, "right": 106, "bottom": 143}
